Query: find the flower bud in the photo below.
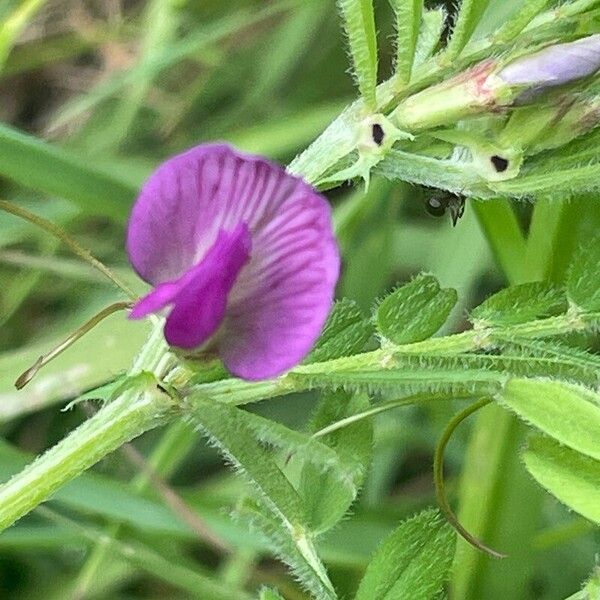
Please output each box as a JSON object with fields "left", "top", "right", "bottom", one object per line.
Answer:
{"left": 498, "top": 34, "right": 600, "bottom": 89}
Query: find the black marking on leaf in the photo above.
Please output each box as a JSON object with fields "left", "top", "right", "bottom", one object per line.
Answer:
{"left": 372, "top": 123, "right": 385, "bottom": 146}
{"left": 491, "top": 155, "right": 509, "bottom": 173}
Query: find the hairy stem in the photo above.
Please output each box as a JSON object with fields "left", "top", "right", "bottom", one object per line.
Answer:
{"left": 0, "top": 324, "right": 177, "bottom": 532}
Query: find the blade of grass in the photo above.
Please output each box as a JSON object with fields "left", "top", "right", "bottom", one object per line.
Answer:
{"left": 0, "top": 124, "right": 138, "bottom": 219}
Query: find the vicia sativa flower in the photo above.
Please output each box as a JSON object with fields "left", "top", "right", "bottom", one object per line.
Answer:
{"left": 127, "top": 144, "right": 339, "bottom": 380}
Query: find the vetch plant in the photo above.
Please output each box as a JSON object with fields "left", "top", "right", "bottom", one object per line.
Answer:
{"left": 0, "top": 1, "right": 599, "bottom": 598}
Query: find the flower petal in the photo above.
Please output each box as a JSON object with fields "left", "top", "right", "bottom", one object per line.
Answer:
{"left": 127, "top": 144, "right": 291, "bottom": 285}
{"left": 164, "top": 224, "right": 251, "bottom": 350}
{"left": 219, "top": 180, "right": 339, "bottom": 380}
{"left": 127, "top": 143, "right": 339, "bottom": 380}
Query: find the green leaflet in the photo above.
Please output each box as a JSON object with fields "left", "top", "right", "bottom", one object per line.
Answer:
{"left": 239, "top": 501, "right": 338, "bottom": 600}
{"left": 376, "top": 274, "right": 458, "bottom": 344}
{"left": 354, "top": 509, "right": 455, "bottom": 600}
{"left": 499, "top": 379, "right": 600, "bottom": 461}
{"left": 185, "top": 397, "right": 337, "bottom": 599}
{"left": 337, "top": 0, "right": 378, "bottom": 108}
{"left": 567, "top": 234, "right": 600, "bottom": 312}
{"left": 389, "top": 0, "right": 423, "bottom": 83}
{"left": 563, "top": 568, "right": 600, "bottom": 600}
{"left": 414, "top": 8, "right": 445, "bottom": 66}
{"left": 300, "top": 393, "right": 372, "bottom": 534}
{"left": 445, "top": 0, "right": 493, "bottom": 60}
{"left": 258, "top": 588, "right": 286, "bottom": 600}
{"left": 470, "top": 282, "right": 567, "bottom": 327}
{"left": 523, "top": 436, "right": 600, "bottom": 524}
{"left": 306, "top": 299, "right": 375, "bottom": 364}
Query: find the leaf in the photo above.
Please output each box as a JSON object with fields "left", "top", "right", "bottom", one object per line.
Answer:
{"left": 499, "top": 379, "right": 600, "bottom": 461}
{"left": 563, "top": 568, "right": 600, "bottom": 600}
{"left": 306, "top": 299, "right": 374, "bottom": 363}
{"left": 376, "top": 274, "right": 457, "bottom": 344}
{"left": 337, "top": 0, "right": 378, "bottom": 108}
{"left": 185, "top": 396, "right": 337, "bottom": 599}
{"left": 259, "top": 588, "right": 286, "bottom": 600}
{"left": 445, "top": 0, "right": 492, "bottom": 60}
{"left": 239, "top": 500, "right": 337, "bottom": 600}
{"left": 300, "top": 392, "right": 372, "bottom": 533}
{"left": 523, "top": 436, "right": 600, "bottom": 524}
{"left": 222, "top": 399, "right": 361, "bottom": 488}
{"left": 414, "top": 8, "right": 445, "bottom": 66}
{"left": 0, "top": 122, "right": 138, "bottom": 219}
{"left": 389, "top": 0, "right": 423, "bottom": 83}
{"left": 567, "top": 234, "right": 600, "bottom": 312}
{"left": 354, "top": 508, "right": 455, "bottom": 600}
{"left": 470, "top": 282, "right": 567, "bottom": 327}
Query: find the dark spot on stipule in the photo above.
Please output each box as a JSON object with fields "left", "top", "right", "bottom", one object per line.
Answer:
{"left": 372, "top": 123, "right": 384, "bottom": 146}
{"left": 490, "top": 155, "right": 509, "bottom": 173}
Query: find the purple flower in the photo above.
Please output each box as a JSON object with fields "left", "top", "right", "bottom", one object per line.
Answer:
{"left": 499, "top": 34, "right": 600, "bottom": 88}
{"left": 127, "top": 144, "right": 339, "bottom": 380}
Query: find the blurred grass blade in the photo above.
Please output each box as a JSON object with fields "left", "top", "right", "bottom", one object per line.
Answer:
{"left": 472, "top": 199, "right": 528, "bottom": 284}
{"left": 0, "top": 123, "right": 137, "bottom": 219}
{"left": 94, "top": 0, "right": 181, "bottom": 150}
{"left": 41, "top": 508, "right": 250, "bottom": 600}
{"left": 445, "top": 0, "right": 492, "bottom": 60}
{"left": 523, "top": 436, "right": 600, "bottom": 524}
{"left": 389, "top": 0, "right": 423, "bottom": 83}
{"left": 0, "top": 0, "right": 48, "bottom": 70}
{"left": 337, "top": 0, "right": 378, "bottom": 108}
{"left": 498, "top": 379, "right": 600, "bottom": 461}
{"left": 0, "top": 311, "right": 149, "bottom": 422}
{"left": 51, "top": 0, "right": 304, "bottom": 130}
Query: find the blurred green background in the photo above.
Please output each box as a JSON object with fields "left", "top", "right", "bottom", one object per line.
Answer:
{"left": 0, "top": 1, "right": 598, "bottom": 598}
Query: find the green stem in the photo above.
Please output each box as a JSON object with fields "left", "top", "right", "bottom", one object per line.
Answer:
{"left": 433, "top": 398, "right": 504, "bottom": 559}
{"left": 0, "top": 324, "right": 177, "bottom": 533}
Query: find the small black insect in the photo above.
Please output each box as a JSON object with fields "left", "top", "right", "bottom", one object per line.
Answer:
{"left": 424, "top": 191, "right": 466, "bottom": 227}
{"left": 372, "top": 123, "right": 385, "bottom": 146}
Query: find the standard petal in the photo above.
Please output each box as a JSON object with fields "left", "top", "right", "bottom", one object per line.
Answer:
{"left": 127, "top": 144, "right": 291, "bottom": 285}
{"left": 219, "top": 178, "right": 339, "bottom": 380}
